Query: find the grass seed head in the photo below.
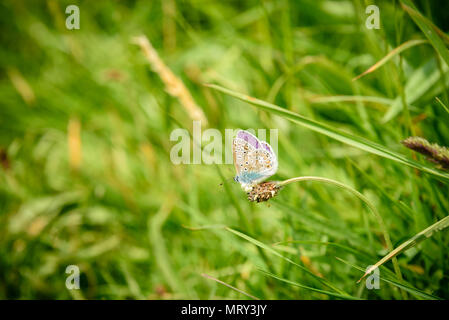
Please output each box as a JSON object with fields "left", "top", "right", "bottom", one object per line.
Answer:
{"left": 247, "top": 181, "right": 281, "bottom": 203}
{"left": 402, "top": 136, "right": 449, "bottom": 169}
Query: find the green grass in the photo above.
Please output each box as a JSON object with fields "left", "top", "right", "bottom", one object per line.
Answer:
{"left": 1, "top": 0, "right": 449, "bottom": 300}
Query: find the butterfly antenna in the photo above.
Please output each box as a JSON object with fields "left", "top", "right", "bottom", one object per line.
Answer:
{"left": 218, "top": 164, "right": 236, "bottom": 186}
{"left": 219, "top": 175, "right": 235, "bottom": 187}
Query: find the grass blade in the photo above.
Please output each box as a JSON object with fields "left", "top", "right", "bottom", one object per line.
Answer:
{"left": 226, "top": 227, "right": 348, "bottom": 296}
{"left": 277, "top": 176, "right": 405, "bottom": 287}
{"left": 257, "top": 269, "right": 360, "bottom": 300}
{"left": 148, "top": 200, "right": 186, "bottom": 296}
{"left": 336, "top": 257, "right": 441, "bottom": 300}
{"left": 382, "top": 57, "right": 448, "bottom": 123}
{"left": 436, "top": 96, "right": 449, "bottom": 115}
{"left": 201, "top": 273, "right": 260, "bottom": 300}
{"left": 359, "top": 215, "right": 449, "bottom": 282}
{"left": 308, "top": 95, "right": 420, "bottom": 113}
{"left": 310, "top": 95, "right": 389, "bottom": 104}
{"left": 352, "top": 39, "right": 428, "bottom": 81}
{"left": 401, "top": 0, "right": 449, "bottom": 67}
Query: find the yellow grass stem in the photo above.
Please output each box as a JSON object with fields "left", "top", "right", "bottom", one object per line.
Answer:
{"left": 132, "top": 35, "right": 207, "bottom": 126}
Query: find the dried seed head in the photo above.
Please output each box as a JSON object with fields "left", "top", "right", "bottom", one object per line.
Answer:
{"left": 402, "top": 136, "right": 449, "bottom": 169}
{"left": 402, "top": 137, "right": 436, "bottom": 158}
{"left": 247, "top": 181, "right": 281, "bottom": 203}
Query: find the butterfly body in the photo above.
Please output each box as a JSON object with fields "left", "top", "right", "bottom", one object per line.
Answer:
{"left": 232, "top": 130, "right": 278, "bottom": 192}
{"left": 234, "top": 172, "right": 266, "bottom": 192}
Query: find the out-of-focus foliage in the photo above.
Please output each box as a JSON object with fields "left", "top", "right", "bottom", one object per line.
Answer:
{"left": 1, "top": 0, "right": 449, "bottom": 299}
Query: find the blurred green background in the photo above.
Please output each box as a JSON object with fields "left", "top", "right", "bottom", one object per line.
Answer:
{"left": 1, "top": 0, "right": 449, "bottom": 299}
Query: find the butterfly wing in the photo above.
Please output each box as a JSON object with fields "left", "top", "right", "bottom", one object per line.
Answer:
{"left": 233, "top": 130, "right": 278, "bottom": 186}
{"left": 232, "top": 137, "right": 245, "bottom": 176}
{"left": 259, "top": 141, "right": 278, "bottom": 176}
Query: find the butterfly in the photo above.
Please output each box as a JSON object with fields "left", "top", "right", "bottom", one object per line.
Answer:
{"left": 232, "top": 130, "right": 278, "bottom": 192}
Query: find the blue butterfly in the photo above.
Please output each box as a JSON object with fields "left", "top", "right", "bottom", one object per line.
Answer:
{"left": 232, "top": 130, "right": 278, "bottom": 192}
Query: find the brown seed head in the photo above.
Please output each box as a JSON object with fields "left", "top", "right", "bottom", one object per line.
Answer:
{"left": 247, "top": 181, "right": 281, "bottom": 203}
{"left": 402, "top": 136, "right": 449, "bottom": 169}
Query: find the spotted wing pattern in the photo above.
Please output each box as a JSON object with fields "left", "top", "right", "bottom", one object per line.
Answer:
{"left": 233, "top": 130, "right": 278, "bottom": 186}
